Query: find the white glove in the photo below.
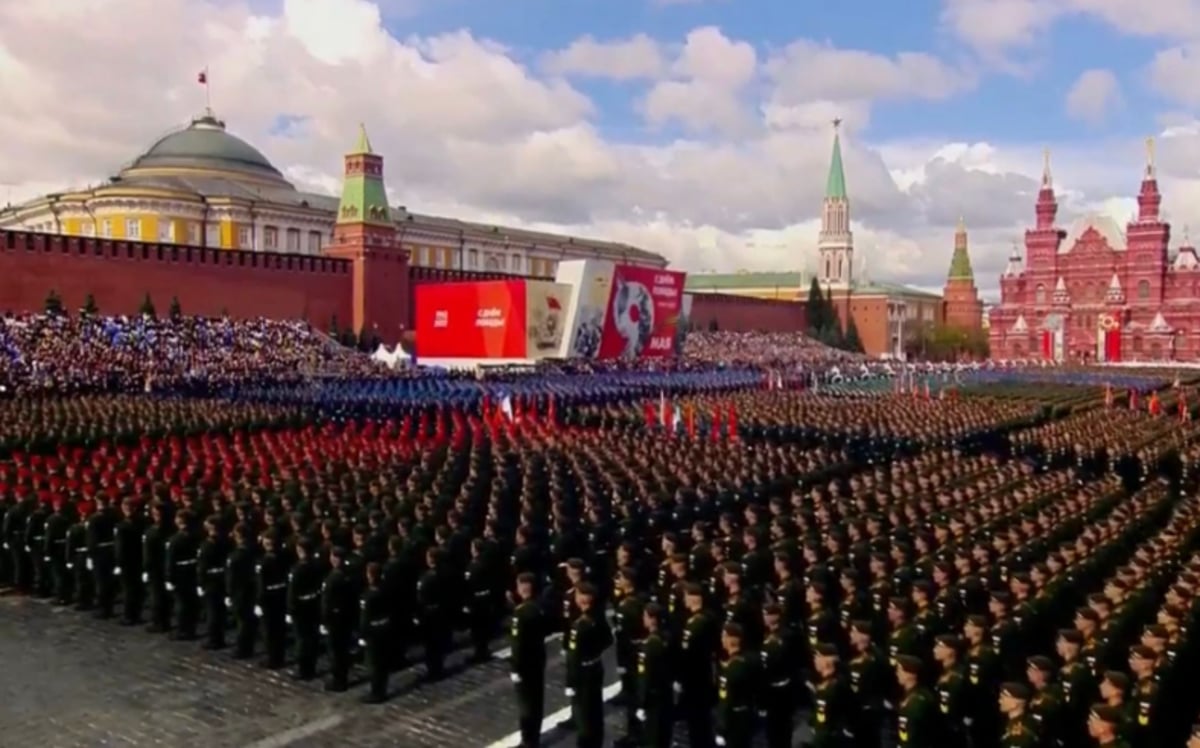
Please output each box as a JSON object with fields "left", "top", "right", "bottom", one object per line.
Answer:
{"left": 320, "top": 625, "right": 329, "bottom": 636}
{"left": 114, "top": 566, "right": 121, "bottom": 575}
{"left": 25, "top": 545, "right": 30, "bottom": 553}
{"left": 359, "top": 638, "right": 367, "bottom": 647}
{"left": 285, "top": 614, "right": 293, "bottom": 625}
{"left": 142, "top": 572, "right": 149, "bottom": 583}
{"left": 883, "top": 700, "right": 893, "bottom": 710}
{"left": 510, "top": 673, "right": 521, "bottom": 684}
{"left": 673, "top": 683, "right": 682, "bottom": 694}
{"left": 43, "top": 556, "right": 50, "bottom": 562}
{"left": 758, "top": 710, "right": 767, "bottom": 718}
{"left": 196, "top": 586, "right": 204, "bottom": 597}
{"left": 716, "top": 737, "right": 726, "bottom": 747}
{"left": 224, "top": 597, "right": 232, "bottom": 607}
{"left": 617, "top": 666, "right": 626, "bottom": 675}
{"left": 86, "top": 558, "right": 94, "bottom": 571}
{"left": 463, "top": 606, "right": 471, "bottom": 615}
{"left": 254, "top": 605, "right": 263, "bottom": 617}
{"left": 67, "top": 563, "right": 74, "bottom": 571}
{"left": 636, "top": 709, "right": 646, "bottom": 722}
{"left": 964, "top": 717, "right": 974, "bottom": 727}
{"left": 565, "top": 688, "right": 576, "bottom": 698}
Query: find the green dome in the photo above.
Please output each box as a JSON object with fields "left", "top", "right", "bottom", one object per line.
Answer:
{"left": 124, "top": 113, "right": 286, "bottom": 183}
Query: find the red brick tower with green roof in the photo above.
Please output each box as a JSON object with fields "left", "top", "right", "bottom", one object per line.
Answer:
{"left": 942, "top": 217, "right": 983, "bottom": 331}
{"left": 323, "top": 124, "right": 409, "bottom": 343}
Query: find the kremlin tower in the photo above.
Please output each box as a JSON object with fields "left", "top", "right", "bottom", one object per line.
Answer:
{"left": 942, "top": 217, "right": 983, "bottom": 331}
{"left": 322, "top": 124, "right": 409, "bottom": 342}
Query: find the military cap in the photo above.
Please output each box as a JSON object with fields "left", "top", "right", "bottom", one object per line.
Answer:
{"left": 1056, "top": 629, "right": 1084, "bottom": 648}
{"left": 330, "top": 545, "right": 347, "bottom": 560}
{"left": 1011, "top": 572, "right": 1032, "bottom": 586}
{"left": 684, "top": 582, "right": 705, "bottom": 597}
{"left": 814, "top": 643, "right": 839, "bottom": 658}
{"left": 990, "top": 590, "right": 1012, "bottom": 605}
{"left": 1129, "top": 644, "right": 1156, "bottom": 662}
{"left": 849, "top": 619, "right": 873, "bottom": 636}
{"left": 1090, "top": 704, "right": 1122, "bottom": 724}
{"left": 895, "top": 655, "right": 923, "bottom": 675}
{"left": 964, "top": 614, "right": 988, "bottom": 629}
{"left": 566, "top": 557, "right": 586, "bottom": 571}
{"left": 1075, "top": 607, "right": 1100, "bottom": 623}
{"left": 1102, "top": 671, "right": 1129, "bottom": 689}
{"left": 1086, "top": 593, "right": 1110, "bottom": 608}
{"left": 1027, "top": 655, "right": 1054, "bottom": 673}
{"left": 934, "top": 634, "right": 962, "bottom": 651}
{"left": 1144, "top": 624, "right": 1169, "bottom": 640}
{"left": 723, "top": 622, "right": 744, "bottom": 639}
{"left": 912, "top": 579, "right": 935, "bottom": 597}
{"left": 1001, "top": 682, "right": 1031, "bottom": 700}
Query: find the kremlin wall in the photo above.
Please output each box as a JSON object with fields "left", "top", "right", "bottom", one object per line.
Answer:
{"left": 0, "top": 227, "right": 804, "bottom": 340}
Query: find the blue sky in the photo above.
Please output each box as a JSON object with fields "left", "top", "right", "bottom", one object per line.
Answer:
{"left": 390, "top": 0, "right": 1166, "bottom": 145}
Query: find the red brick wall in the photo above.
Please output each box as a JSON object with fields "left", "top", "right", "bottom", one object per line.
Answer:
{"left": 690, "top": 293, "right": 806, "bottom": 332}
{"left": 0, "top": 230, "right": 353, "bottom": 327}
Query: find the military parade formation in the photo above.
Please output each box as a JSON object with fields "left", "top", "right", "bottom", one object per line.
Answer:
{"left": 8, "top": 318, "right": 1200, "bottom": 746}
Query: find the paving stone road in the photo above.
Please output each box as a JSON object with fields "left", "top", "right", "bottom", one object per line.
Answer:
{"left": 0, "top": 594, "right": 816, "bottom": 748}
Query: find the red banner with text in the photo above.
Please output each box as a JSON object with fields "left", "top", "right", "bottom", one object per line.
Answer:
{"left": 597, "top": 266, "right": 686, "bottom": 358}
{"left": 414, "top": 280, "right": 527, "bottom": 358}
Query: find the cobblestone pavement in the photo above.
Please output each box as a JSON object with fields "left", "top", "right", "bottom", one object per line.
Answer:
{"left": 0, "top": 593, "right": 818, "bottom": 748}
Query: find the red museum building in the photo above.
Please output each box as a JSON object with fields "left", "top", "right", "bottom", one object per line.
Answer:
{"left": 989, "top": 141, "right": 1200, "bottom": 363}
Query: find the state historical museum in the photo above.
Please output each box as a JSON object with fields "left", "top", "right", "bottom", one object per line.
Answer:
{"left": 989, "top": 140, "right": 1200, "bottom": 363}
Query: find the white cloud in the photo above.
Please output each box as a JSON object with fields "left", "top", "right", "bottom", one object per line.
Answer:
{"left": 541, "top": 33, "right": 666, "bottom": 80}
{"left": 940, "top": 0, "right": 1200, "bottom": 63}
{"left": 1064, "top": 68, "right": 1121, "bottom": 124}
{"left": 640, "top": 27, "right": 758, "bottom": 135}
{"left": 8, "top": 0, "right": 1200, "bottom": 299}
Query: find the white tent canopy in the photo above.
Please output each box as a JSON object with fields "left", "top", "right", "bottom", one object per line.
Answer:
{"left": 371, "top": 343, "right": 412, "bottom": 369}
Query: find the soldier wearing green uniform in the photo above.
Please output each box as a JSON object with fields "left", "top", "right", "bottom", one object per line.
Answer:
{"left": 509, "top": 572, "right": 547, "bottom": 748}
{"left": 613, "top": 567, "right": 646, "bottom": 747}
{"left": 760, "top": 603, "right": 796, "bottom": 748}
{"left": 847, "top": 619, "right": 887, "bottom": 748}
{"left": 636, "top": 602, "right": 673, "bottom": 748}
{"left": 894, "top": 654, "right": 940, "bottom": 746}
{"left": 809, "top": 642, "right": 851, "bottom": 747}
{"left": 1026, "top": 655, "right": 1065, "bottom": 748}
{"left": 287, "top": 538, "right": 323, "bottom": 681}
{"left": 1128, "top": 645, "right": 1165, "bottom": 746}
{"left": 998, "top": 682, "right": 1039, "bottom": 748}
{"left": 932, "top": 634, "right": 969, "bottom": 748}
{"left": 565, "top": 582, "right": 612, "bottom": 748}
{"left": 358, "top": 562, "right": 391, "bottom": 703}
{"left": 716, "top": 622, "right": 757, "bottom": 748}
{"left": 679, "top": 583, "right": 718, "bottom": 748}
{"left": 1087, "top": 704, "right": 1132, "bottom": 748}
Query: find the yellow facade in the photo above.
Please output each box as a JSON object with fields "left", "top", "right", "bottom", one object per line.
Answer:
{"left": 219, "top": 218, "right": 235, "bottom": 249}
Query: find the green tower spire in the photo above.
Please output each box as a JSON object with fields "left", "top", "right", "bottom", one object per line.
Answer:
{"left": 948, "top": 216, "right": 975, "bottom": 280}
{"left": 337, "top": 123, "right": 392, "bottom": 227}
{"left": 825, "top": 119, "right": 847, "bottom": 200}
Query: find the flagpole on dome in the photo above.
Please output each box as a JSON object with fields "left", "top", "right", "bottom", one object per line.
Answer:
{"left": 198, "top": 66, "right": 212, "bottom": 115}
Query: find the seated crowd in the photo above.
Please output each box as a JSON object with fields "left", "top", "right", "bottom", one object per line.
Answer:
{"left": 5, "top": 310, "right": 1200, "bottom": 748}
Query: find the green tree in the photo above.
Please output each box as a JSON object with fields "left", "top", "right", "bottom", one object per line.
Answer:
{"left": 168, "top": 296, "right": 182, "bottom": 320}
{"left": 329, "top": 315, "right": 340, "bottom": 340}
{"left": 139, "top": 293, "right": 156, "bottom": 318}
{"left": 843, "top": 315, "right": 864, "bottom": 353}
{"left": 805, "top": 277, "right": 828, "bottom": 334}
{"left": 707, "top": 318, "right": 720, "bottom": 332}
{"left": 44, "top": 290, "right": 63, "bottom": 316}
{"left": 340, "top": 328, "right": 358, "bottom": 348}
{"left": 82, "top": 293, "right": 98, "bottom": 316}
